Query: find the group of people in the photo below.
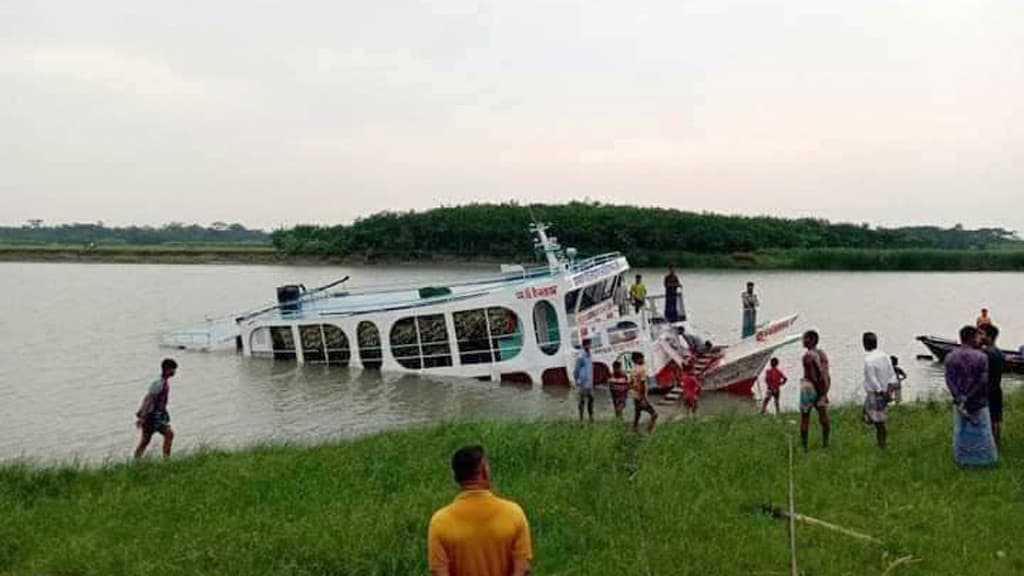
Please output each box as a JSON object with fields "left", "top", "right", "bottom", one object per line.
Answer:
{"left": 856, "top": 310, "right": 1004, "bottom": 465}
{"left": 628, "top": 266, "right": 686, "bottom": 323}
{"left": 757, "top": 329, "right": 902, "bottom": 451}
{"left": 573, "top": 338, "right": 658, "bottom": 432}
{"left": 945, "top": 317, "right": 1005, "bottom": 466}
{"left": 757, "top": 317, "right": 1004, "bottom": 467}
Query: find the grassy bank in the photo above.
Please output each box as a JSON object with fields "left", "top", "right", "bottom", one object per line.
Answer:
{"left": 2, "top": 396, "right": 1022, "bottom": 575}
{"left": 0, "top": 244, "right": 287, "bottom": 266}
{"left": 4, "top": 244, "right": 1024, "bottom": 270}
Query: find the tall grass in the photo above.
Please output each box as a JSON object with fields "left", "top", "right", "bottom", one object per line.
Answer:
{"left": 778, "top": 248, "right": 1024, "bottom": 271}
{"left": 2, "top": 395, "right": 1022, "bottom": 575}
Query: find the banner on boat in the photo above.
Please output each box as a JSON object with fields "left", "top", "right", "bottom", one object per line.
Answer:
{"left": 569, "top": 258, "right": 627, "bottom": 289}
{"left": 515, "top": 285, "right": 558, "bottom": 300}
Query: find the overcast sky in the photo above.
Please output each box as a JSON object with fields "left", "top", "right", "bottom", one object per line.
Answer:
{"left": 2, "top": 1, "right": 1022, "bottom": 231}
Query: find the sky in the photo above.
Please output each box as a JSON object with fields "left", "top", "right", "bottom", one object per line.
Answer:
{"left": 1, "top": 1, "right": 1022, "bottom": 231}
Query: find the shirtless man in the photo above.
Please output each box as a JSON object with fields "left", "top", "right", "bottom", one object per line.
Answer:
{"left": 799, "top": 330, "right": 831, "bottom": 451}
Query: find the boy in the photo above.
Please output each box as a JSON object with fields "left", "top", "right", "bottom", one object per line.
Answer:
{"left": 134, "top": 358, "right": 178, "bottom": 459}
{"left": 630, "top": 352, "right": 658, "bottom": 432}
{"left": 681, "top": 358, "right": 701, "bottom": 417}
{"left": 608, "top": 361, "right": 630, "bottom": 419}
{"left": 889, "top": 355, "right": 907, "bottom": 404}
{"left": 761, "top": 357, "right": 787, "bottom": 415}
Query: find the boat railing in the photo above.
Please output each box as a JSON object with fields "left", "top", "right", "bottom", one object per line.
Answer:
{"left": 567, "top": 252, "right": 622, "bottom": 274}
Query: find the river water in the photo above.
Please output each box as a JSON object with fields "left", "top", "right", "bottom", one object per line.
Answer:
{"left": 1, "top": 262, "right": 1020, "bottom": 463}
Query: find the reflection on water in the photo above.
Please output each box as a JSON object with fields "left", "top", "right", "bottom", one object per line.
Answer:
{"left": 0, "top": 263, "right": 1020, "bottom": 463}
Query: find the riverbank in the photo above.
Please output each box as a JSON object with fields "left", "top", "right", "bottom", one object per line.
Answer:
{"left": 2, "top": 395, "right": 1021, "bottom": 575}
{"left": 4, "top": 244, "right": 1024, "bottom": 270}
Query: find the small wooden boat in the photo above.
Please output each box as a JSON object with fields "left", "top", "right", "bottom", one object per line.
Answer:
{"left": 916, "top": 335, "right": 1024, "bottom": 374}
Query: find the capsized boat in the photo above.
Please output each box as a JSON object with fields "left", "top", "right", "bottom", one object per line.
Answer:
{"left": 163, "top": 225, "right": 802, "bottom": 391}
{"left": 916, "top": 335, "right": 1024, "bottom": 374}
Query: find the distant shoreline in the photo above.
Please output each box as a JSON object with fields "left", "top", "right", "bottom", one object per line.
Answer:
{"left": 2, "top": 245, "right": 1023, "bottom": 271}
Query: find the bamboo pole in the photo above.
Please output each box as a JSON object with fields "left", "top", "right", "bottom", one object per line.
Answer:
{"left": 770, "top": 507, "right": 882, "bottom": 545}
{"left": 788, "top": 437, "right": 798, "bottom": 576}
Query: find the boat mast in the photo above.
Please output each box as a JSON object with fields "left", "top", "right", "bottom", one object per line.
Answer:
{"left": 531, "top": 222, "right": 565, "bottom": 273}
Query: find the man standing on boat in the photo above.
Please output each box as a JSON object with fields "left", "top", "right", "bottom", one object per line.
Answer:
{"left": 799, "top": 330, "right": 831, "bottom": 451}
{"left": 574, "top": 338, "right": 595, "bottom": 422}
{"left": 663, "top": 266, "right": 683, "bottom": 323}
{"left": 629, "top": 274, "right": 647, "bottom": 315}
{"left": 741, "top": 282, "right": 759, "bottom": 338}
{"left": 861, "top": 332, "right": 895, "bottom": 448}
{"left": 428, "top": 445, "right": 533, "bottom": 576}
{"left": 944, "top": 326, "right": 998, "bottom": 467}
{"left": 134, "top": 358, "right": 177, "bottom": 460}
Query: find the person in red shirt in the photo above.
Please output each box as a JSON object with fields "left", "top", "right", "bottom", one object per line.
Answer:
{"left": 681, "top": 362, "right": 701, "bottom": 417}
{"left": 607, "top": 361, "right": 630, "bottom": 420}
{"left": 760, "top": 357, "right": 787, "bottom": 415}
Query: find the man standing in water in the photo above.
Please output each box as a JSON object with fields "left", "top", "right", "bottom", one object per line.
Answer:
{"left": 741, "top": 281, "right": 759, "bottom": 338}
{"left": 944, "top": 326, "right": 998, "bottom": 467}
{"left": 428, "top": 445, "right": 533, "bottom": 576}
{"left": 862, "top": 332, "right": 895, "bottom": 448}
{"left": 799, "top": 330, "right": 831, "bottom": 451}
{"left": 976, "top": 308, "right": 993, "bottom": 328}
{"left": 980, "top": 323, "right": 1004, "bottom": 448}
{"left": 663, "top": 266, "right": 682, "bottom": 322}
{"left": 134, "top": 358, "right": 177, "bottom": 459}
{"left": 573, "top": 338, "right": 595, "bottom": 422}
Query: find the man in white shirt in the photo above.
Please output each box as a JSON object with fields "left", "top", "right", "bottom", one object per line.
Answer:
{"left": 862, "top": 332, "right": 896, "bottom": 448}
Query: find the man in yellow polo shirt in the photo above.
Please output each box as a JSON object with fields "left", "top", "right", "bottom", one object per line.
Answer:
{"left": 428, "top": 445, "right": 533, "bottom": 576}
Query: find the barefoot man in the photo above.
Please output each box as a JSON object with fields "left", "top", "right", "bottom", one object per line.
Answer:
{"left": 134, "top": 358, "right": 177, "bottom": 459}
{"left": 799, "top": 330, "right": 831, "bottom": 451}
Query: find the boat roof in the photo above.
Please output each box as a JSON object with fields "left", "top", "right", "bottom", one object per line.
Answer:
{"left": 246, "top": 252, "right": 625, "bottom": 323}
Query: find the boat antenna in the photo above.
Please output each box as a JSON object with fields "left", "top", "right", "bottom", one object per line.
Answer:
{"left": 527, "top": 204, "right": 540, "bottom": 227}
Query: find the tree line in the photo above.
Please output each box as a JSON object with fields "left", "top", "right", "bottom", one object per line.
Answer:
{"left": 269, "top": 202, "right": 1021, "bottom": 261}
{"left": 0, "top": 222, "right": 270, "bottom": 246}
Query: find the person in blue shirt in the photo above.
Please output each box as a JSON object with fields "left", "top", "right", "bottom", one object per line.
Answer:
{"left": 574, "top": 338, "right": 595, "bottom": 422}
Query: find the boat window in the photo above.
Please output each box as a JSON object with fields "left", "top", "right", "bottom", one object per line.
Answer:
{"left": 357, "top": 321, "right": 383, "bottom": 369}
{"left": 390, "top": 317, "right": 421, "bottom": 369}
{"left": 389, "top": 315, "right": 453, "bottom": 369}
{"left": 299, "top": 324, "right": 326, "bottom": 363}
{"left": 602, "top": 276, "right": 617, "bottom": 301}
{"left": 564, "top": 289, "right": 580, "bottom": 316}
{"left": 453, "top": 309, "right": 492, "bottom": 365}
{"left": 270, "top": 326, "right": 296, "bottom": 360}
{"left": 532, "top": 300, "right": 560, "bottom": 356}
{"left": 578, "top": 281, "right": 603, "bottom": 313}
{"left": 453, "top": 307, "right": 522, "bottom": 364}
{"left": 249, "top": 327, "right": 274, "bottom": 358}
{"left": 488, "top": 307, "right": 522, "bottom": 362}
{"left": 322, "top": 324, "right": 351, "bottom": 366}
{"left": 417, "top": 314, "right": 453, "bottom": 368}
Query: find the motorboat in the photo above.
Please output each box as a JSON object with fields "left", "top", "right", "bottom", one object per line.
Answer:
{"left": 916, "top": 335, "right": 1024, "bottom": 374}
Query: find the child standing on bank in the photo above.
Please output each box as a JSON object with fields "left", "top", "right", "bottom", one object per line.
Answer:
{"left": 889, "top": 355, "right": 907, "bottom": 404}
{"left": 608, "top": 361, "right": 630, "bottom": 419}
{"left": 760, "top": 357, "right": 787, "bottom": 415}
{"left": 681, "top": 367, "right": 701, "bottom": 417}
{"left": 630, "top": 352, "right": 658, "bottom": 433}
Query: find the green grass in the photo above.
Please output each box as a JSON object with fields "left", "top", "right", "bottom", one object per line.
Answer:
{"left": 2, "top": 395, "right": 1022, "bottom": 575}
